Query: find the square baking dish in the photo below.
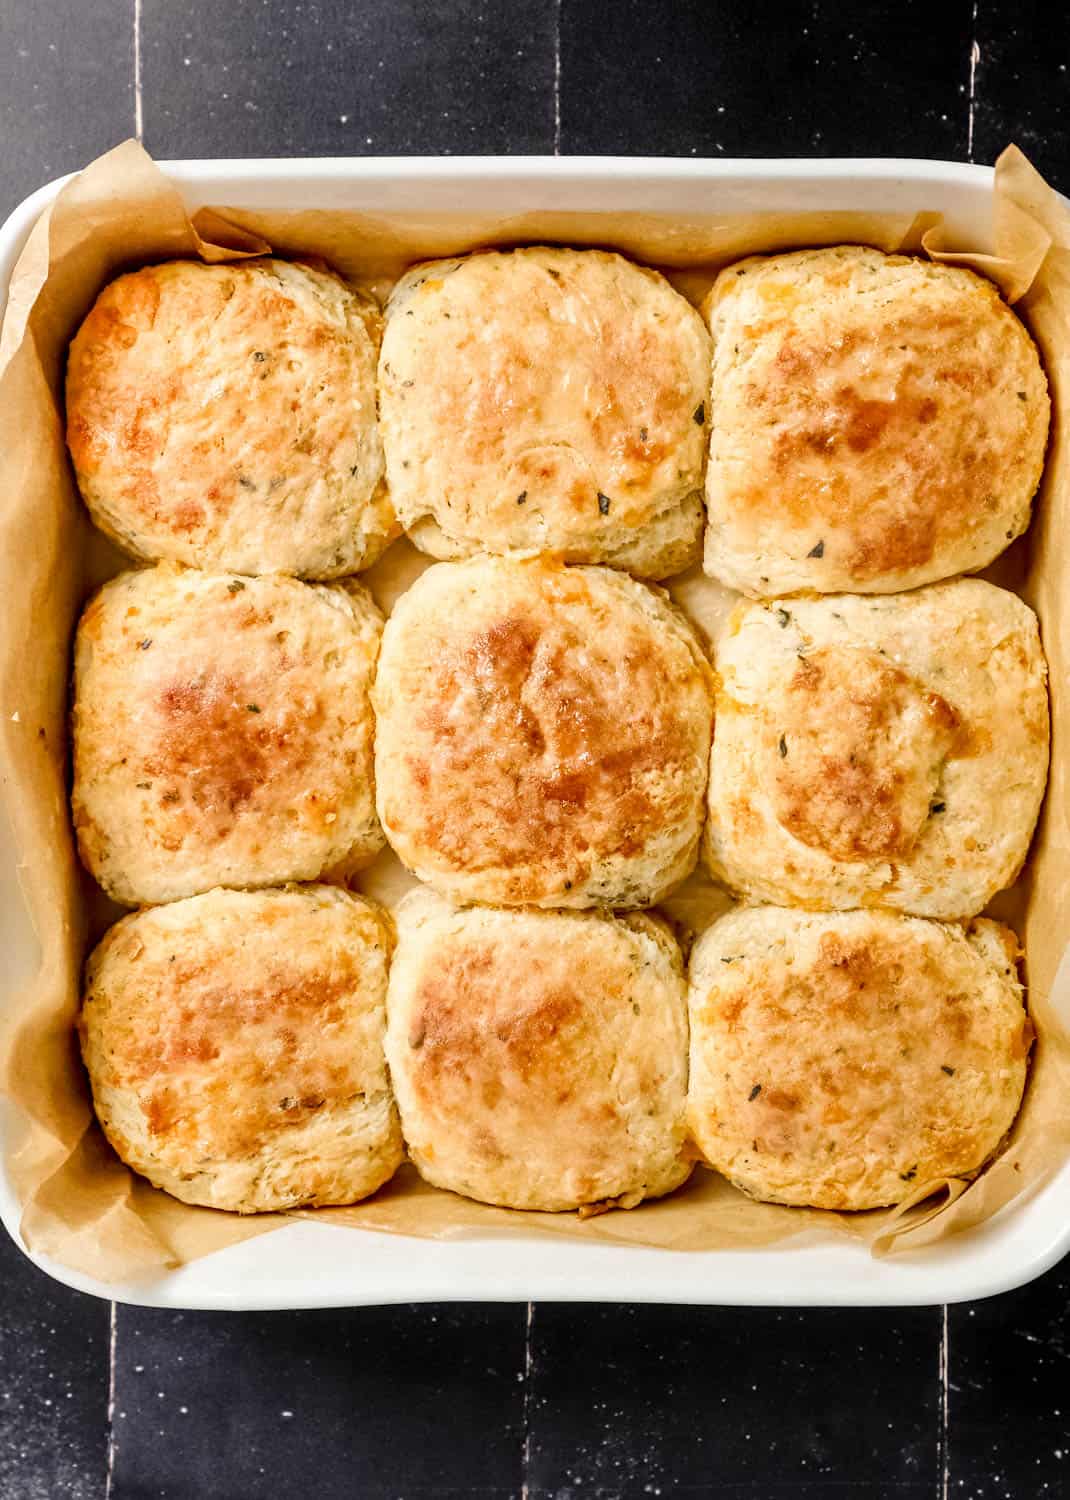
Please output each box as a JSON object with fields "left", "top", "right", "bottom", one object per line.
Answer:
{"left": 2, "top": 155, "right": 1068, "bottom": 1310}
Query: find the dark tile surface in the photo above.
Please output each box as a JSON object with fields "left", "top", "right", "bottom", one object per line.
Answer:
{"left": 971, "top": 6, "right": 1070, "bottom": 186}
{"left": 526, "top": 1303, "right": 940, "bottom": 1497}
{"left": 558, "top": 0, "right": 977, "bottom": 161}
{"left": 0, "top": 1224, "right": 108, "bottom": 1500}
{"left": 948, "top": 1252, "right": 1070, "bottom": 1499}
{"left": 0, "top": 0, "right": 134, "bottom": 224}
{"left": 109, "top": 1303, "right": 526, "bottom": 1499}
{"left": 3, "top": 4, "right": 1070, "bottom": 1500}
{"left": 140, "top": 0, "right": 557, "bottom": 160}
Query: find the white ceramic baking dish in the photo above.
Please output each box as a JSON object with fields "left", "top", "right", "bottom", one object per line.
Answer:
{"left": 2, "top": 156, "right": 1068, "bottom": 1310}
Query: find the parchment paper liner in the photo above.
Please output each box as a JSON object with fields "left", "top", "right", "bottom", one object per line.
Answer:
{"left": 2, "top": 141, "right": 1068, "bottom": 1282}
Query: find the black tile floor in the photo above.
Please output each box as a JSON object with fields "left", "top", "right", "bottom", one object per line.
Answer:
{"left": 1, "top": 2, "right": 1069, "bottom": 1496}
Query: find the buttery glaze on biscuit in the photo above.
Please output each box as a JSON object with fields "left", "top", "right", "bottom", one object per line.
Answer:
{"left": 80, "top": 886, "right": 403, "bottom": 1213}
{"left": 706, "top": 579, "right": 1048, "bottom": 918}
{"left": 687, "top": 907, "right": 1030, "bottom": 1211}
{"left": 66, "top": 257, "right": 397, "bottom": 577}
{"left": 703, "top": 246, "right": 1049, "bottom": 595}
{"left": 72, "top": 565, "right": 383, "bottom": 905}
{"left": 385, "top": 890, "right": 692, "bottom": 1212}
{"left": 379, "top": 247, "right": 711, "bottom": 578}
{"left": 373, "top": 556, "right": 715, "bottom": 907}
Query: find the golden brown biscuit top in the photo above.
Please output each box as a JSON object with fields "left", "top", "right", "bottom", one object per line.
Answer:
{"left": 392, "top": 902, "right": 688, "bottom": 1194}
{"left": 66, "top": 257, "right": 392, "bottom": 576}
{"left": 381, "top": 247, "right": 710, "bottom": 551}
{"left": 706, "top": 246, "right": 1049, "bottom": 588}
{"left": 146, "top": 663, "right": 323, "bottom": 840}
{"left": 706, "top": 583, "right": 1050, "bottom": 920}
{"left": 73, "top": 567, "right": 381, "bottom": 879}
{"left": 82, "top": 890, "right": 392, "bottom": 1165}
{"left": 120, "top": 952, "right": 365, "bottom": 1156}
{"left": 767, "top": 645, "right": 962, "bottom": 861}
{"left": 707, "top": 922, "right": 1027, "bottom": 1144}
{"left": 374, "top": 558, "right": 714, "bottom": 901}
{"left": 406, "top": 938, "right": 591, "bottom": 1102}
{"left": 688, "top": 909, "right": 1030, "bottom": 1208}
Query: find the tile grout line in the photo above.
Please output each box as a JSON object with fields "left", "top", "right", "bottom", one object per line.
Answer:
{"left": 966, "top": 0, "right": 980, "bottom": 163}
{"left": 552, "top": 0, "right": 562, "bottom": 155}
{"left": 938, "top": 1303, "right": 950, "bottom": 1500}
{"left": 104, "top": 1301, "right": 117, "bottom": 1500}
{"left": 133, "top": 0, "right": 144, "bottom": 141}
{"left": 519, "top": 1301, "right": 535, "bottom": 1499}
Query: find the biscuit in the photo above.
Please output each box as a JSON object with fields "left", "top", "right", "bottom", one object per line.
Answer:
{"left": 66, "top": 257, "right": 396, "bottom": 577}
{"left": 72, "top": 565, "right": 383, "bottom": 905}
{"left": 373, "top": 556, "right": 715, "bottom": 907}
{"left": 385, "top": 889, "right": 692, "bottom": 1212}
{"left": 705, "top": 580, "right": 1048, "bottom": 919}
{"left": 379, "top": 247, "right": 711, "bottom": 578}
{"left": 687, "top": 906, "right": 1030, "bottom": 1211}
{"left": 703, "top": 246, "right": 1049, "bottom": 595}
{"left": 79, "top": 885, "right": 402, "bottom": 1213}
